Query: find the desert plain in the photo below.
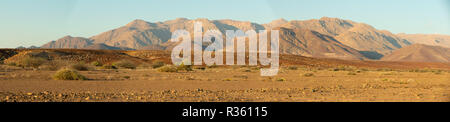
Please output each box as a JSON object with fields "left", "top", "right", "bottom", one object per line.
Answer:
{"left": 0, "top": 49, "right": 449, "bottom": 102}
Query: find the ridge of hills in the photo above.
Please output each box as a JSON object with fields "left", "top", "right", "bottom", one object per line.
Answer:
{"left": 381, "top": 44, "right": 450, "bottom": 62}
{"left": 38, "top": 17, "right": 449, "bottom": 62}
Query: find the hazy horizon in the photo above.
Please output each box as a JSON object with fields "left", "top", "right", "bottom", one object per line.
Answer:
{"left": 0, "top": 0, "right": 449, "bottom": 48}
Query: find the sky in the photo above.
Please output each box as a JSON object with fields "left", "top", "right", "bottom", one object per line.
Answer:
{"left": 0, "top": 0, "right": 449, "bottom": 48}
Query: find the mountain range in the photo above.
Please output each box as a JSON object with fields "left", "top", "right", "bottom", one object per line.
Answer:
{"left": 38, "top": 17, "right": 450, "bottom": 62}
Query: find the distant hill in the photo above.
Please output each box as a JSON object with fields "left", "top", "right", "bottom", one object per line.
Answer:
{"left": 41, "top": 36, "right": 93, "bottom": 49}
{"left": 381, "top": 44, "right": 450, "bottom": 62}
{"left": 83, "top": 43, "right": 135, "bottom": 50}
{"left": 396, "top": 33, "right": 450, "bottom": 48}
{"left": 263, "top": 18, "right": 288, "bottom": 29}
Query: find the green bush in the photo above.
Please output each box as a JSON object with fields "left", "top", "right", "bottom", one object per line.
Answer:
{"left": 18, "top": 57, "right": 47, "bottom": 68}
{"left": 157, "top": 65, "right": 178, "bottom": 72}
{"left": 53, "top": 69, "right": 87, "bottom": 80}
{"left": 112, "top": 60, "right": 137, "bottom": 69}
{"left": 91, "top": 61, "right": 102, "bottom": 67}
{"left": 151, "top": 60, "right": 165, "bottom": 68}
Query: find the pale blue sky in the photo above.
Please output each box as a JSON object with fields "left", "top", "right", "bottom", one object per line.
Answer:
{"left": 0, "top": 0, "right": 449, "bottom": 48}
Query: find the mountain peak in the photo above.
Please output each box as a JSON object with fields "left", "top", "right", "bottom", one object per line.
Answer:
{"left": 126, "top": 19, "right": 150, "bottom": 27}
{"left": 263, "top": 18, "right": 288, "bottom": 29}
{"left": 319, "top": 17, "right": 341, "bottom": 21}
{"left": 274, "top": 18, "right": 288, "bottom": 23}
{"left": 174, "top": 17, "right": 189, "bottom": 21}
{"left": 62, "top": 35, "right": 73, "bottom": 38}
{"left": 269, "top": 18, "right": 288, "bottom": 24}
{"left": 194, "top": 18, "right": 211, "bottom": 22}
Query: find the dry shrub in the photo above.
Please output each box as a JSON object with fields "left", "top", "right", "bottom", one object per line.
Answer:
{"left": 193, "top": 66, "right": 206, "bottom": 70}
{"left": 38, "top": 60, "right": 68, "bottom": 71}
{"left": 176, "top": 63, "right": 192, "bottom": 71}
{"left": 359, "top": 68, "right": 369, "bottom": 71}
{"left": 18, "top": 57, "right": 47, "bottom": 68}
{"left": 112, "top": 60, "right": 137, "bottom": 69}
{"left": 136, "top": 62, "right": 152, "bottom": 69}
{"left": 70, "top": 62, "right": 91, "bottom": 71}
{"left": 157, "top": 65, "right": 178, "bottom": 72}
{"left": 332, "top": 66, "right": 355, "bottom": 71}
{"left": 91, "top": 61, "right": 102, "bottom": 67}
{"left": 288, "top": 66, "right": 298, "bottom": 70}
{"left": 101, "top": 64, "right": 117, "bottom": 69}
{"left": 303, "top": 73, "right": 314, "bottom": 77}
{"left": 377, "top": 68, "right": 394, "bottom": 72}
{"left": 277, "top": 78, "right": 286, "bottom": 82}
{"left": 243, "top": 69, "right": 252, "bottom": 72}
{"left": 207, "top": 64, "right": 218, "bottom": 68}
{"left": 347, "top": 72, "right": 357, "bottom": 75}
{"left": 223, "top": 78, "right": 232, "bottom": 81}
{"left": 151, "top": 60, "right": 165, "bottom": 68}
{"left": 7, "top": 62, "right": 17, "bottom": 66}
{"left": 53, "top": 69, "right": 87, "bottom": 80}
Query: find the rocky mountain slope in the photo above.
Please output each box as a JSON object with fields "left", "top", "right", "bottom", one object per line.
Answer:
{"left": 277, "top": 27, "right": 366, "bottom": 60}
